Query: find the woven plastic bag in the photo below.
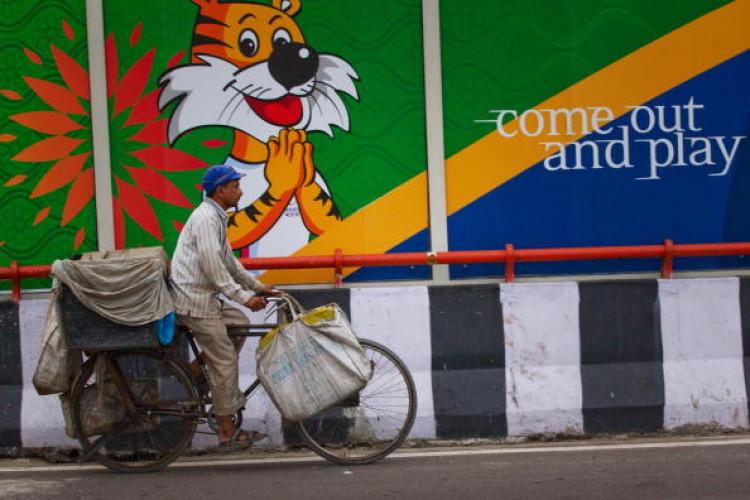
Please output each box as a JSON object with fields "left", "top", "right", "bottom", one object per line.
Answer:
{"left": 256, "top": 297, "right": 372, "bottom": 422}
{"left": 32, "top": 288, "right": 81, "bottom": 395}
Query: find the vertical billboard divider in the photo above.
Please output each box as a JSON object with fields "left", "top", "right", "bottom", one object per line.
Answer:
{"left": 422, "top": 0, "right": 449, "bottom": 284}
{"left": 85, "top": 0, "right": 114, "bottom": 251}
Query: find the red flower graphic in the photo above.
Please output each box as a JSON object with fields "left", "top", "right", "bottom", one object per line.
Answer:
{"left": 4, "top": 21, "right": 211, "bottom": 250}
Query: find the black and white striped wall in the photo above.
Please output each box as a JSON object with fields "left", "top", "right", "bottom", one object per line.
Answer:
{"left": 2, "top": 277, "right": 750, "bottom": 449}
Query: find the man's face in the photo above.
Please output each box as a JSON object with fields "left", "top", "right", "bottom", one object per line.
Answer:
{"left": 216, "top": 179, "right": 243, "bottom": 208}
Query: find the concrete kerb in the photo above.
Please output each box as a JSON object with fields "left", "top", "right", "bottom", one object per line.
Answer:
{"left": 2, "top": 276, "right": 750, "bottom": 451}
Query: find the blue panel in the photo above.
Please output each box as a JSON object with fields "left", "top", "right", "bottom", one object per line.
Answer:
{"left": 448, "top": 50, "right": 750, "bottom": 279}
{"left": 345, "top": 228, "right": 431, "bottom": 282}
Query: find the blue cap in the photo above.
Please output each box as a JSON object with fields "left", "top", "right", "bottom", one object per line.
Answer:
{"left": 202, "top": 165, "right": 245, "bottom": 193}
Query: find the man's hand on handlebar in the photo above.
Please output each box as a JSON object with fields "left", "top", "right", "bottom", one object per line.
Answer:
{"left": 245, "top": 295, "right": 267, "bottom": 311}
{"left": 245, "top": 286, "right": 284, "bottom": 311}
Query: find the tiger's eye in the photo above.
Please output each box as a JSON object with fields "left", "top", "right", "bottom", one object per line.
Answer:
{"left": 239, "top": 29, "right": 259, "bottom": 57}
{"left": 273, "top": 28, "right": 292, "bottom": 48}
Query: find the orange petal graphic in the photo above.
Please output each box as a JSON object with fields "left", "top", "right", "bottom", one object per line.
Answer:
{"left": 129, "top": 119, "right": 168, "bottom": 145}
{"left": 73, "top": 227, "right": 85, "bottom": 250}
{"left": 0, "top": 134, "right": 17, "bottom": 142}
{"left": 105, "top": 33, "right": 119, "bottom": 98}
{"left": 13, "top": 136, "right": 84, "bottom": 162}
{"left": 23, "top": 77, "right": 87, "bottom": 115}
{"left": 167, "top": 50, "right": 185, "bottom": 68}
{"left": 61, "top": 169, "right": 94, "bottom": 226}
{"left": 0, "top": 89, "right": 22, "bottom": 101}
{"left": 113, "top": 48, "right": 154, "bottom": 117}
{"left": 51, "top": 45, "right": 90, "bottom": 100}
{"left": 124, "top": 166, "right": 193, "bottom": 208}
{"left": 124, "top": 88, "right": 160, "bottom": 127}
{"left": 62, "top": 19, "right": 74, "bottom": 41}
{"left": 23, "top": 48, "right": 42, "bottom": 65}
{"left": 10, "top": 111, "right": 84, "bottom": 135}
{"left": 23, "top": 76, "right": 88, "bottom": 115}
{"left": 33, "top": 207, "right": 50, "bottom": 225}
{"left": 32, "top": 152, "right": 90, "bottom": 198}
{"left": 116, "top": 177, "right": 163, "bottom": 241}
{"left": 130, "top": 146, "right": 207, "bottom": 171}
{"left": 4, "top": 174, "right": 26, "bottom": 187}
{"left": 130, "top": 22, "right": 142, "bottom": 47}
{"left": 112, "top": 197, "right": 125, "bottom": 249}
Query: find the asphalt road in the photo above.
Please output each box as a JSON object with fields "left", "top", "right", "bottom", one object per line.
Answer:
{"left": 2, "top": 436, "right": 750, "bottom": 499}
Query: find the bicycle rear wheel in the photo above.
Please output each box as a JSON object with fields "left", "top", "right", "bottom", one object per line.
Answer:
{"left": 70, "top": 349, "right": 199, "bottom": 472}
{"left": 296, "top": 339, "right": 416, "bottom": 465}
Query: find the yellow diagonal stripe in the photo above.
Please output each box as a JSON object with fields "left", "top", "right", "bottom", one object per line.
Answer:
{"left": 447, "top": 0, "right": 750, "bottom": 214}
{"left": 262, "top": 0, "right": 750, "bottom": 285}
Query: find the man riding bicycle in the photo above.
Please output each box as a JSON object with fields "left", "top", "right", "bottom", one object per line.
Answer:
{"left": 170, "top": 164, "right": 278, "bottom": 448}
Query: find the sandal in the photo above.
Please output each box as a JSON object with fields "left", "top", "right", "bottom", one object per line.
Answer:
{"left": 218, "top": 428, "right": 266, "bottom": 450}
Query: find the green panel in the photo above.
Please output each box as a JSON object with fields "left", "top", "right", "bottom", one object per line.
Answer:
{"left": 103, "top": 0, "right": 426, "bottom": 250}
{"left": 294, "top": 0, "right": 427, "bottom": 218}
{"left": 440, "top": 0, "right": 733, "bottom": 158}
{"left": 0, "top": 0, "right": 95, "bottom": 288}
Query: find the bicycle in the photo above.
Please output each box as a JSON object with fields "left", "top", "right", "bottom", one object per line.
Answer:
{"left": 67, "top": 295, "right": 417, "bottom": 473}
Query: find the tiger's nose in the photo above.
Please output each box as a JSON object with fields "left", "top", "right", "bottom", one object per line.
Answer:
{"left": 269, "top": 42, "right": 319, "bottom": 90}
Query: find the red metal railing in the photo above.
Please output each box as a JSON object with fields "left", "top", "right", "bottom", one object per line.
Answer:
{"left": 4, "top": 240, "right": 749, "bottom": 303}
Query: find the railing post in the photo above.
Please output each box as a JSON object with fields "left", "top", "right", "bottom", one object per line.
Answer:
{"left": 504, "top": 244, "right": 515, "bottom": 283}
{"left": 334, "top": 248, "right": 343, "bottom": 288}
{"left": 661, "top": 239, "right": 674, "bottom": 279}
{"left": 10, "top": 260, "right": 20, "bottom": 303}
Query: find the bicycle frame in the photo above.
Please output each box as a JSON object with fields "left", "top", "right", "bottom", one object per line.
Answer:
{"left": 72, "top": 294, "right": 417, "bottom": 470}
{"left": 179, "top": 296, "right": 291, "bottom": 414}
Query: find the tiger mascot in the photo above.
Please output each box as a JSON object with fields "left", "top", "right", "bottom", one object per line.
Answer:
{"left": 158, "top": 0, "right": 358, "bottom": 256}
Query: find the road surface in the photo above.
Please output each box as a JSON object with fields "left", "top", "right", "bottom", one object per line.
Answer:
{"left": 1, "top": 436, "right": 749, "bottom": 499}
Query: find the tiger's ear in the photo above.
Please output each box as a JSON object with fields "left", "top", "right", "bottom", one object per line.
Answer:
{"left": 273, "top": 0, "right": 301, "bottom": 16}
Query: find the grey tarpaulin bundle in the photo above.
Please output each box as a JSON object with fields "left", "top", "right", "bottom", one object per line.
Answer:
{"left": 32, "top": 247, "right": 174, "bottom": 396}
{"left": 256, "top": 296, "right": 373, "bottom": 422}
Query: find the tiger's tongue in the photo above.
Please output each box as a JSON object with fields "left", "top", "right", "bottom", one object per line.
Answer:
{"left": 245, "top": 95, "right": 302, "bottom": 127}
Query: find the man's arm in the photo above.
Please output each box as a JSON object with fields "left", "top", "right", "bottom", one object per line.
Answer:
{"left": 194, "top": 214, "right": 255, "bottom": 305}
{"left": 223, "top": 244, "right": 266, "bottom": 293}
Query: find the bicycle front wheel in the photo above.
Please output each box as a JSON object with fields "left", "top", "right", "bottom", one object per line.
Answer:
{"left": 296, "top": 339, "right": 416, "bottom": 465}
{"left": 70, "top": 349, "right": 199, "bottom": 472}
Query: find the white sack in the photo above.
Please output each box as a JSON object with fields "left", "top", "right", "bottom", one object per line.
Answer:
{"left": 256, "top": 302, "right": 372, "bottom": 422}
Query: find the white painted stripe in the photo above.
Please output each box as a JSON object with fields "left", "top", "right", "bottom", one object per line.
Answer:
{"left": 501, "top": 283, "right": 584, "bottom": 436}
{"left": 4, "top": 437, "right": 750, "bottom": 473}
{"left": 350, "top": 287, "right": 436, "bottom": 439}
{"left": 236, "top": 334, "right": 284, "bottom": 448}
{"left": 659, "top": 278, "right": 748, "bottom": 429}
{"left": 19, "top": 299, "right": 78, "bottom": 448}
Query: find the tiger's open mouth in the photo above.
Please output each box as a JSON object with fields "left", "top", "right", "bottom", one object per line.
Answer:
{"left": 245, "top": 94, "right": 302, "bottom": 127}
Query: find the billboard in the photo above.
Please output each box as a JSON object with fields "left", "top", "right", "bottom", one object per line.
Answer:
{"left": 440, "top": 0, "right": 749, "bottom": 277}
{"left": 102, "top": 0, "right": 430, "bottom": 283}
{"left": 1, "top": 0, "right": 748, "bottom": 286}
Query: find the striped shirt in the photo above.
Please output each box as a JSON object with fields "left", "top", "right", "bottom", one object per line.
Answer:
{"left": 170, "top": 198, "right": 264, "bottom": 318}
